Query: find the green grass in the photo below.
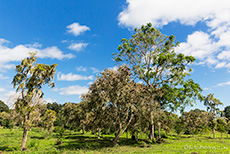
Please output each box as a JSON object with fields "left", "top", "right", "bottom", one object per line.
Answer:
{"left": 1, "top": 127, "right": 230, "bottom": 154}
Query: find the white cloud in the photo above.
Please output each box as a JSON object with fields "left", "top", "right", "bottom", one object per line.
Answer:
{"left": 118, "top": 0, "right": 230, "bottom": 28}
{"left": 0, "top": 88, "right": 5, "bottom": 92}
{"left": 58, "top": 85, "right": 88, "bottom": 95}
{"left": 203, "top": 88, "right": 211, "bottom": 91}
{"left": 118, "top": 0, "right": 230, "bottom": 69}
{"left": 0, "top": 74, "right": 9, "bottom": 79}
{"left": 108, "top": 66, "right": 118, "bottom": 71}
{"left": 215, "top": 62, "right": 227, "bottom": 69}
{"left": 57, "top": 72, "right": 94, "bottom": 81}
{"left": 68, "top": 43, "right": 88, "bottom": 52}
{"left": 76, "top": 66, "right": 87, "bottom": 72}
{"left": 0, "top": 39, "right": 74, "bottom": 71}
{"left": 87, "top": 81, "right": 94, "bottom": 85}
{"left": 0, "top": 38, "right": 10, "bottom": 45}
{"left": 176, "top": 31, "right": 217, "bottom": 60}
{"left": 90, "top": 67, "right": 100, "bottom": 73}
{"left": 44, "top": 98, "right": 57, "bottom": 103}
{"left": 217, "top": 81, "right": 230, "bottom": 87}
{"left": 67, "top": 22, "right": 90, "bottom": 36}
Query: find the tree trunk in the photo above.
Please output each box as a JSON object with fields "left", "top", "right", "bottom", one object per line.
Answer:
{"left": 21, "top": 128, "right": 28, "bottom": 151}
{"left": 136, "top": 131, "right": 139, "bottom": 141}
{"left": 82, "top": 124, "right": 85, "bottom": 134}
{"left": 149, "top": 112, "right": 155, "bottom": 140}
{"left": 113, "top": 135, "right": 119, "bottom": 146}
{"left": 213, "top": 128, "right": 216, "bottom": 139}
{"left": 98, "top": 128, "right": 101, "bottom": 139}
{"left": 150, "top": 121, "right": 155, "bottom": 140}
{"left": 158, "top": 123, "right": 161, "bottom": 139}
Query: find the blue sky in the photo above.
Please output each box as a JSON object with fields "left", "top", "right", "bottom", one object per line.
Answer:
{"left": 0, "top": 0, "right": 230, "bottom": 111}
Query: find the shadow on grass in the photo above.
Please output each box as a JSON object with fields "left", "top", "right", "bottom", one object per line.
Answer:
{"left": 57, "top": 135, "right": 139, "bottom": 151}
{"left": 30, "top": 136, "right": 45, "bottom": 139}
{"left": 0, "top": 146, "right": 15, "bottom": 151}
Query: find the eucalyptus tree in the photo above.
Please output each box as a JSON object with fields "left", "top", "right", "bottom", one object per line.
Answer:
{"left": 113, "top": 23, "right": 202, "bottom": 140}
{"left": 84, "top": 65, "right": 144, "bottom": 146}
{"left": 43, "top": 110, "right": 56, "bottom": 138}
{"left": 12, "top": 53, "right": 57, "bottom": 151}
{"left": 204, "top": 93, "right": 223, "bottom": 139}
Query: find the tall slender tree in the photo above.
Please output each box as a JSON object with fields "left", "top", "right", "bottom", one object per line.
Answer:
{"left": 12, "top": 53, "right": 57, "bottom": 151}
{"left": 204, "top": 93, "right": 223, "bottom": 139}
{"left": 113, "top": 23, "right": 202, "bottom": 140}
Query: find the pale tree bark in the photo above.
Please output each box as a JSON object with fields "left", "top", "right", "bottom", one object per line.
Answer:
{"left": 158, "top": 123, "right": 161, "bottom": 139}
{"left": 113, "top": 113, "right": 134, "bottom": 146}
{"left": 98, "top": 128, "right": 101, "bottom": 139}
{"left": 21, "top": 128, "right": 28, "bottom": 151}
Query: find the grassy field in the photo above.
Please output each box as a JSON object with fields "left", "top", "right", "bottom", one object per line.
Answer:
{"left": 0, "top": 127, "right": 230, "bottom": 154}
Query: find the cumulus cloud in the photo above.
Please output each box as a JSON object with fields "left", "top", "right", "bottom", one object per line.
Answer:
{"left": 58, "top": 85, "right": 88, "bottom": 95}
{"left": 0, "top": 39, "right": 74, "bottom": 71}
{"left": 118, "top": 0, "right": 230, "bottom": 69}
{"left": 118, "top": 0, "right": 230, "bottom": 28}
{"left": 67, "top": 22, "right": 90, "bottom": 36}
{"left": 57, "top": 72, "right": 94, "bottom": 81}
{"left": 68, "top": 43, "right": 88, "bottom": 52}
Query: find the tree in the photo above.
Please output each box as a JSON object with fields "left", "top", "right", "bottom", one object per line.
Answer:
{"left": 43, "top": 110, "right": 56, "bottom": 138}
{"left": 217, "top": 118, "right": 227, "bottom": 139}
{"left": 12, "top": 53, "right": 57, "bottom": 151}
{"left": 84, "top": 65, "right": 144, "bottom": 146}
{"left": 224, "top": 106, "right": 230, "bottom": 121}
{"left": 204, "top": 93, "right": 223, "bottom": 139}
{"left": 113, "top": 23, "right": 202, "bottom": 140}
{"left": 0, "top": 100, "right": 9, "bottom": 113}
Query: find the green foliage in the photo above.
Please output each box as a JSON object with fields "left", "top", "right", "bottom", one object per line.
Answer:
{"left": 53, "top": 126, "right": 65, "bottom": 138}
{"left": 0, "top": 100, "right": 9, "bottom": 113}
{"left": 224, "top": 105, "right": 230, "bottom": 120}
{"left": 12, "top": 52, "right": 58, "bottom": 151}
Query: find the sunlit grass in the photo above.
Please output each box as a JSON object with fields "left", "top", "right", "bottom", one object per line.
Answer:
{"left": 1, "top": 127, "right": 230, "bottom": 154}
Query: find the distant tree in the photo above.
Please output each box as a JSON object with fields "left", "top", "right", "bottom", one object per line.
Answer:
{"left": 174, "top": 118, "right": 185, "bottom": 136}
{"left": 12, "top": 53, "right": 57, "bottom": 151}
{"left": 43, "top": 110, "right": 56, "bottom": 138}
{"left": 204, "top": 93, "right": 223, "bottom": 139}
{"left": 0, "top": 111, "right": 10, "bottom": 127}
{"left": 113, "top": 23, "right": 202, "bottom": 140}
{"left": 0, "top": 100, "right": 9, "bottom": 113}
{"left": 217, "top": 118, "right": 227, "bottom": 139}
{"left": 182, "top": 110, "right": 203, "bottom": 135}
{"left": 224, "top": 106, "right": 230, "bottom": 121}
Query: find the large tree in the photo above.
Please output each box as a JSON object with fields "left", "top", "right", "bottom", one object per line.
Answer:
{"left": 12, "top": 53, "right": 57, "bottom": 151}
{"left": 113, "top": 23, "right": 202, "bottom": 140}
{"left": 84, "top": 65, "right": 144, "bottom": 146}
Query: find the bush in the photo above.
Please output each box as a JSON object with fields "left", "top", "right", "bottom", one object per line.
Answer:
{"left": 53, "top": 126, "right": 65, "bottom": 138}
